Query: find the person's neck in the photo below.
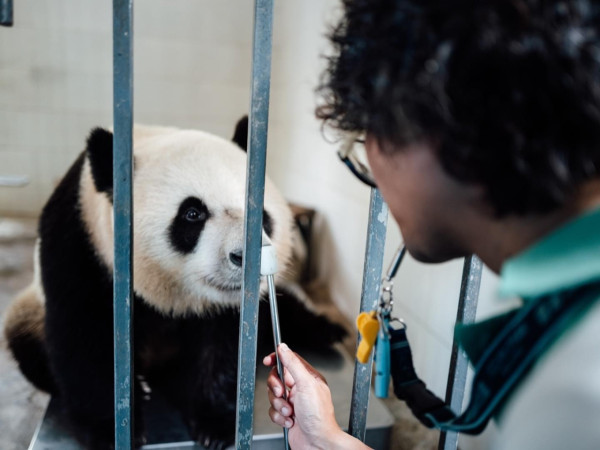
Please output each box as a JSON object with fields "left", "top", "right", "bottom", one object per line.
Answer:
{"left": 473, "top": 180, "right": 600, "bottom": 274}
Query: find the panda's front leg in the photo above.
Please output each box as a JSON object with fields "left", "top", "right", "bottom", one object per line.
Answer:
{"left": 62, "top": 382, "right": 146, "bottom": 450}
{"left": 187, "top": 344, "right": 238, "bottom": 450}
{"left": 154, "top": 354, "right": 237, "bottom": 449}
{"left": 155, "top": 316, "right": 239, "bottom": 449}
{"left": 45, "top": 309, "right": 147, "bottom": 449}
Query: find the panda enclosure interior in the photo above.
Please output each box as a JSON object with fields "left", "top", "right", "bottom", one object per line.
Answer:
{"left": 0, "top": 1, "right": 503, "bottom": 450}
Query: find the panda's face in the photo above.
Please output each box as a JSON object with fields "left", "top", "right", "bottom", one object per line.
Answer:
{"left": 82, "top": 127, "right": 293, "bottom": 317}
{"left": 132, "top": 129, "right": 293, "bottom": 316}
{"left": 167, "top": 195, "right": 274, "bottom": 285}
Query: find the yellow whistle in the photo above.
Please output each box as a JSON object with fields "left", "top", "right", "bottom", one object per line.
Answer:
{"left": 356, "top": 311, "right": 379, "bottom": 364}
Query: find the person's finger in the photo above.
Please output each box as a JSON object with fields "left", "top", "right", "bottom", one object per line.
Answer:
{"left": 263, "top": 352, "right": 276, "bottom": 367}
{"left": 266, "top": 367, "right": 286, "bottom": 397}
{"left": 267, "top": 361, "right": 296, "bottom": 390}
{"left": 281, "top": 365, "right": 297, "bottom": 388}
{"left": 269, "top": 406, "right": 294, "bottom": 428}
{"left": 277, "top": 343, "right": 327, "bottom": 384}
{"left": 268, "top": 388, "right": 293, "bottom": 417}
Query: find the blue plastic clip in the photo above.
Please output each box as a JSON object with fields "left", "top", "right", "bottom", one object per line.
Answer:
{"left": 375, "top": 316, "right": 391, "bottom": 398}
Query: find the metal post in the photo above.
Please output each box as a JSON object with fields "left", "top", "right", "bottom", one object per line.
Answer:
{"left": 348, "top": 189, "right": 388, "bottom": 440}
{"left": 235, "top": 0, "right": 274, "bottom": 448}
{"left": 112, "top": 0, "right": 134, "bottom": 448}
{"left": 438, "top": 255, "right": 482, "bottom": 450}
{"left": 0, "top": 0, "right": 13, "bottom": 27}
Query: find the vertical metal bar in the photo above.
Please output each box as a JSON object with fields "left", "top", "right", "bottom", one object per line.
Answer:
{"left": 0, "top": 0, "right": 13, "bottom": 26}
{"left": 112, "top": 0, "right": 134, "bottom": 449}
{"left": 348, "top": 189, "right": 388, "bottom": 440}
{"left": 438, "top": 255, "right": 482, "bottom": 450}
{"left": 235, "top": 0, "right": 273, "bottom": 448}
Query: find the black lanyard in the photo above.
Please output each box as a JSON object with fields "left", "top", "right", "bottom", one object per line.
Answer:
{"left": 389, "top": 280, "right": 600, "bottom": 434}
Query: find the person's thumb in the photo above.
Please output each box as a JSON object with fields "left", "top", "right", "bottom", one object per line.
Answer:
{"left": 277, "top": 343, "right": 308, "bottom": 381}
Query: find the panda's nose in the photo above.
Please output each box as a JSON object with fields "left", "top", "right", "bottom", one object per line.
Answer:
{"left": 229, "top": 250, "right": 243, "bottom": 267}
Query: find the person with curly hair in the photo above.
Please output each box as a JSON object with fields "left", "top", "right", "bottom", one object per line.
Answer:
{"left": 264, "top": 0, "right": 600, "bottom": 448}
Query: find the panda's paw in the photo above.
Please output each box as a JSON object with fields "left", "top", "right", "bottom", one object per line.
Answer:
{"left": 191, "top": 418, "right": 234, "bottom": 450}
{"left": 287, "top": 312, "right": 349, "bottom": 350}
{"left": 323, "top": 319, "right": 348, "bottom": 344}
{"left": 134, "top": 433, "right": 148, "bottom": 448}
{"left": 196, "top": 430, "right": 232, "bottom": 450}
{"left": 269, "top": 285, "right": 349, "bottom": 350}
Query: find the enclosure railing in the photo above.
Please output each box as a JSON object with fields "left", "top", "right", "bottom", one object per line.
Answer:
{"left": 348, "top": 190, "right": 388, "bottom": 440}
{"left": 0, "top": 0, "right": 12, "bottom": 27}
{"left": 236, "top": 0, "right": 275, "bottom": 447}
{"left": 107, "top": 1, "right": 482, "bottom": 449}
{"left": 112, "top": 0, "right": 134, "bottom": 448}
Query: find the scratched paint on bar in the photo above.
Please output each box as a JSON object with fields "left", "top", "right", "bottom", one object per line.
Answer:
{"left": 112, "top": 0, "right": 134, "bottom": 449}
{"left": 235, "top": 0, "right": 274, "bottom": 449}
{"left": 438, "top": 256, "right": 481, "bottom": 450}
{"left": 348, "top": 189, "right": 388, "bottom": 441}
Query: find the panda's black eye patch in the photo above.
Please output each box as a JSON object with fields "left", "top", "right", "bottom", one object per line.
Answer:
{"left": 169, "top": 197, "right": 211, "bottom": 254}
{"left": 262, "top": 210, "right": 273, "bottom": 238}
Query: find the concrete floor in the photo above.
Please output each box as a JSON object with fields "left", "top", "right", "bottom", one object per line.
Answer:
{"left": 0, "top": 217, "right": 438, "bottom": 450}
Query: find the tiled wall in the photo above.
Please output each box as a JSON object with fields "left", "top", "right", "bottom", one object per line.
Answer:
{"left": 0, "top": 0, "right": 253, "bottom": 215}
{"left": 1, "top": 2, "right": 507, "bottom": 448}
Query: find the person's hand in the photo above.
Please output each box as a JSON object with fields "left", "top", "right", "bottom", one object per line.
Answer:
{"left": 263, "top": 343, "right": 370, "bottom": 449}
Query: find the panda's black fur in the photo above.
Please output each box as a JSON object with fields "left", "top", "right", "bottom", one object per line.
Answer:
{"left": 4, "top": 118, "right": 346, "bottom": 449}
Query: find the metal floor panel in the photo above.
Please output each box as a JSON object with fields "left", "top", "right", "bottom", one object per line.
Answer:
{"left": 29, "top": 346, "right": 393, "bottom": 450}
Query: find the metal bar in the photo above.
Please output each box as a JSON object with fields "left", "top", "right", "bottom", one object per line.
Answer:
{"left": 112, "top": 0, "right": 134, "bottom": 448}
{"left": 0, "top": 0, "right": 13, "bottom": 27}
{"left": 348, "top": 189, "right": 388, "bottom": 440}
{"left": 438, "top": 255, "right": 482, "bottom": 450}
{"left": 266, "top": 273, "right": 290, "bottom": 449}
{"left": 235, "top": 1, "right": 274, "bottom": 448}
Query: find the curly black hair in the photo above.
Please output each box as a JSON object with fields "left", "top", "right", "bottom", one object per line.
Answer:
{"left": 317, "top": 0, "right": 600, "bottom": 216}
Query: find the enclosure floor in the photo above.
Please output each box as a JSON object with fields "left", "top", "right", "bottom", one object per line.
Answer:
{"left": 0, "top": 217, "right": 438, "bottom": 450}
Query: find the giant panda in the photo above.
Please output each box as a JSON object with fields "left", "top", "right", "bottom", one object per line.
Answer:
{"left": 3, "top": 118, "right": 346, "bottom": 449}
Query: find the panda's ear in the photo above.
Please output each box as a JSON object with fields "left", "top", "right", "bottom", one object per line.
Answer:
{"left": 231, "top": 115, "right": 248, "bottom": 152}
{"left": 86, "top": 127, "right": 114, "bottom": 194}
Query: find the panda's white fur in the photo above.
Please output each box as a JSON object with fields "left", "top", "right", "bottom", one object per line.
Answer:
{"left": 79, "top": 127, "right": 293, "bottom": 316}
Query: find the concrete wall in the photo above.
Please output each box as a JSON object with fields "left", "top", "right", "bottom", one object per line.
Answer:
{"left": 0, "top": 2, "right": 513, "bottom": 448}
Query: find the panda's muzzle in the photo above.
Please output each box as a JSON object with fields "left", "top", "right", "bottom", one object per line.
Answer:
{"left": 202, "top": 274, "right": 242, "bottom": 292}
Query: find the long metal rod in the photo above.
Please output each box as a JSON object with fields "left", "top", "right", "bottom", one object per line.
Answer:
{"left": 438, "top": 255, "right": 482, "bottom": 450}
{"left": 266, "top": 274, "right": 290, "bottom": 450}
{"left": 348, "top": 189, "right": 388, "bottom": 440}
{"left": 112, "top": 0, "right": 134, "bottom": 448}
{"left": 0, "top": 0, "right": 13, "bottom": 27}
{"left": 235, "top": 1, "right": 274, "bottom": 448}
{"left": 266, "top": 276, "right": 285, "bottom": 394}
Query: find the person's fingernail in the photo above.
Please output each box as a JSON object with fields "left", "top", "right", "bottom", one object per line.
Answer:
{"left": 281, "top": 407, "right": 290, "bottom": 416}
{"left": 273, "top": 386, "right": 281, "bottom": 396}
{"left": 280, "top": 343, "right": 289, "bottom": 352}
{"left": 284, "top": 419, "right": 293, "bottom": 428}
